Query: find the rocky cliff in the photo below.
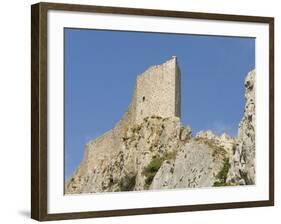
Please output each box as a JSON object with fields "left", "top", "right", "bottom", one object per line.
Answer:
{"left": 66, "top": 116, "right": 235, "bottom": 193}
{"left": 227, "top": 70, "right": 256, "bottom": 185}
{"left": 65, "top": 59, "right": 255, "bottom": 194}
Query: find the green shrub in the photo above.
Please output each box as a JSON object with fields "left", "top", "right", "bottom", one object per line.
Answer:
{"left": 143, "top": 158, "right": 164, "bottom": 188}
{"left": 213, "top": 158, "right": 231, "bottom": 187}
{"left": 143, "top": 157, "right": 164, "bottom": 188}
{"left": 145, "top": 158, "right": 163, "bottom": 173}
{"left": 143, "top": 151, "right": 178, "bottom": 189}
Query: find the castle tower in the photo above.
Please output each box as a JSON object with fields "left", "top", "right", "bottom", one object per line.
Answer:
{"left": 66, "top": 57, "right": 182, "bottom": 193}
{"left": 134, "top": 56, "right": 181, "bottom": 123}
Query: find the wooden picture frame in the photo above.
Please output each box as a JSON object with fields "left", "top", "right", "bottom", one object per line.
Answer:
{"left": 31, "top": 2, "right": 274, "bottom": 221}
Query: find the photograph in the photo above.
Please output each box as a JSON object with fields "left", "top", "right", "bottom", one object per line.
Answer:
{"left": 30, "top": 2, "right": 274, "bottom": 220}
{"left": 64, "top": 28, "right": 256, "bottom": 194}
{"left": 1, "top": 0, "right": 279, "bottom": 223}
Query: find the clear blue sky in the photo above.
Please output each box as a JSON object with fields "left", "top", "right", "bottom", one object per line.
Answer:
{"left": 64, "top": 28, "right": 255, "bottom": 180}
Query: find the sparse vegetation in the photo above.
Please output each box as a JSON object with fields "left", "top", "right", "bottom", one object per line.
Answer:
{"left": 143, "top": 151, "right": 178, "bottom": 188}
{"left": 143, "top": 157, "right": 163, "bottom": 188}
{"left": 164, "top": 150, "right": 177, "bottom": 161}
{"left": 195, "top": 137, "right": 227, "bottom": 158}
{"left": 213, "top": 158, "right": 231, "bottom": 187}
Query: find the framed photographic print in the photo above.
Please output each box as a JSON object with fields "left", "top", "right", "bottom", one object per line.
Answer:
{"left": 31, "top": 2, "right": 274, "bottom": 221}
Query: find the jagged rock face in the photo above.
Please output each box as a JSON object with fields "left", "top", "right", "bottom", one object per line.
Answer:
{"left": 150, "top": 141, "right": 227, "bottom": 189}
{"left": 195, "top": 131, "right": 235, "bottom": 155}
{"left": 150, "top": 130, "right": 234, "bottom": 189}
{"left": 227, "top": 70, "right": 255, "bottom": 185}
{"left": 65, "top": 116, "right": 235, "bottom": 193}
{"left": 65, "top": 117, "right": 191, "bottom": 193}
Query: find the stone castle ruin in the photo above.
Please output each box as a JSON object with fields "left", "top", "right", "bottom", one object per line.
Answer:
{"left": 117, "top": 56, "right": 181, "bottom": 126}
{"left": 66, "top": 57, "right": 255, "bottom": 194}
{"left": 134, "top": 56, "right": 181, "bottom": 123}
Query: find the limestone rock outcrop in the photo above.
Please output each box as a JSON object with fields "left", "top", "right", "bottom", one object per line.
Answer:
{"left": 66, "top": 116, "right": 233, "bottom": 193}
{"left": 65, "top": 57, "right": 255, "bottom": 194}
{"left": 150, "top": 141, "right": 227, "bottom": 189}
{"left": 66, "top": 116, "right": 190, "bottom": 193}
{"left": 227, "top": 70, "right": 256, "bottom": 185}
{"left": 195, "top": 131, "right": 235, "bottom": 155}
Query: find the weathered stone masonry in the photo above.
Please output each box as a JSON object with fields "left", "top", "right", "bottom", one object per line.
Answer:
{"left": 116, "top": 56, "right": 181, "bottom": 127}
{"left": 134, "top": 56, "right": 181, "bottom": 123}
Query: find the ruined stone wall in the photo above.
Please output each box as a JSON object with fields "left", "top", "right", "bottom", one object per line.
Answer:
{"left": 175, "top": 61, "right": 181, "bottom": 118}
{"left": 134, "top": 57, "right": 181, "bottom": 123}
{"left": 115, "top": 56, "right": 181, "bottom": 127}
